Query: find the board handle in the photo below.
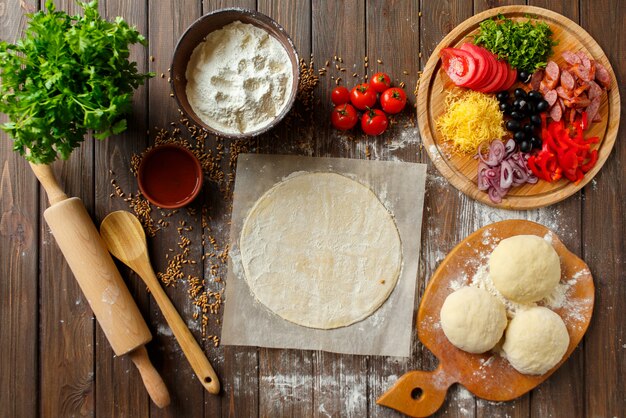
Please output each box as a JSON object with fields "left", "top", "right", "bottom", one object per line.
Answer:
{"left": 29, "top": 163, "right": 68, "bottom": 205}
{"left": 376, "top": 365, "right": 454, "bottom": 417}
{"left": 129, "top": 346, "right": 171, "bottom": 408}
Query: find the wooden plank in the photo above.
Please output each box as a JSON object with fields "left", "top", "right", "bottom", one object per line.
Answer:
{"left": 312, "top": 0, "right": 366, "bottom": 159}
{"left": 416, "top": 1, "right": 478, "bottom": 416}
{"left": 37, "top": 1, "right": 96, "bottom": 416}
{"left": 147, "top": 1, "right": 205, "bottom": 417}
{"left": 580, "top": 0, "right": 625, "bottom": 415}
{"left": 470, "top": 2, "right": 579, "bottom": 417}
{"left": 0, "top": 2, "right": 39, "bottom": 417}
{"left": 93, "top": 0, "right": 152, "bottom": 416}
{"left": 198, "top": 2, "right": 259, "bottom": 416}
{"left": 364, "top": 1, "right": 426, "bottom": 417}
{"left": 515, "top": 1, "right": 588, "bottom": 416}
{"left": 308, "top": 1, "right": 368, "bottom": 416}
{"left": 259, "top": 348, "right": 314, "bottom": 417}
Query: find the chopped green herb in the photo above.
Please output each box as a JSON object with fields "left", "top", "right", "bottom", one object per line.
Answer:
{"left": 0, "top": 0, "right": 153, "bottom": 164}
{"left": 474, "top": 14, "right": 557, "bottom": 74}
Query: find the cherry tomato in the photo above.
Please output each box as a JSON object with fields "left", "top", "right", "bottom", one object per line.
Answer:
{"left": 370, "top": 72, "right": 391, "bottom": 93}
{"left": 331, "top": 103, "right": 358, "bottom": 130}
{"left": 440, "top": 47, "right": 476, "bottom": 87}
{"left": 331, "top": 86, "right": 350, "bottom": 105}
{"left": 350, "top": 83, "right": 377, "bottom": 110}
{"left": 361, "top": 108, "right": 388, "bottom": 136}
{"left": 380, "top": 87, "right": 407, "bottom": 114}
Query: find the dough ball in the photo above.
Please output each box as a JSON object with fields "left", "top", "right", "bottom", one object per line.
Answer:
{"left": 440, "top": 286, "right": 507, "bottom": 354}
{"left": 503, "top": 306, "right": 569, "bottom": 375}
{"left": 489, "top": 235, "right": 561, "bottom": 303}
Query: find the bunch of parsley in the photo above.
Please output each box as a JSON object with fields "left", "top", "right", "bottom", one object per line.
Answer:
{"left": 474, "top": 15, "right": 557, "bottom": 74}
{"left": 0, "top": 0, "right": 153, "bottom": 164}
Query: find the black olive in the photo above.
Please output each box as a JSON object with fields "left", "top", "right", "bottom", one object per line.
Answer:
{"left": 510, "top": 111, "right": 525, "bottom": 120}
{"left": 530, "top": 136, "right": 542, "bottom": 149}
{"left": 506, "top": 120, "right": 521, "bottom": 131}
{"left": 513, "top": 98, "right": 521, "bottom": 108}
{"left": 530, "top": 114, "right": 542, "bottom": 126}
{"left": 514, "top": 131, "right": 526, "bottom": 142}
{"left": 536, "top": 100, "right": 549, "bottom": 112}
{"left": 528, "top": 90, "right": 543, "bottom": 101}
{"left": 518, "top": 99, "right": 529, "bottom": 112}
{"left": 514, "top": 88, "right": 527, "bottom": 99}
{"left": 499, "top": 102, "right": 509, "bottom": 112}
{"left": 496, "top": 91, "right": 509, "bottom": 102}
{"left": 523, "top": 124, "right": 535, "bottom": 134}
{"left": 518, "top": 71, "right": 531, "bottom": 83}
{"left": 520, "top": 140, "right": 532, "bottom": 153}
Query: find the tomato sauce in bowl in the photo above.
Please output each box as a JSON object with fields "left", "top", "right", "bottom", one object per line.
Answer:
{"left": 137, "top": 144, "right": 203, "bottom": 209}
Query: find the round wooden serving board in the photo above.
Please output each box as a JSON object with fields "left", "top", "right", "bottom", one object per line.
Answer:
{"left": 377, "top": 220, "right": 594, "bottom": 417}
{"left": 417, "top": 6, "right": 620, "bottom": 209}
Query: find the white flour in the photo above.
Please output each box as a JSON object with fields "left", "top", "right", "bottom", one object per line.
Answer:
{"left": 186, "top": 21, "right": 293, "bottom": 134}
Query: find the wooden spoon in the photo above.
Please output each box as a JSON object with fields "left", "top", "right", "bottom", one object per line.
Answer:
{"left": 100, "top": 210, "right": 220, "bottom": 395}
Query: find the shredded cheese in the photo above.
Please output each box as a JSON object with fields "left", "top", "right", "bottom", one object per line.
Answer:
{"left": 436, "top": 90, "right": 506, "bottom": 154}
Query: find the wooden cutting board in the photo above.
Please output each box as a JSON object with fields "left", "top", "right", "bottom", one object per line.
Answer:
{"left": 377, "top": 220, "right": 594, "bottom": 417}
{"left": 417, "top": 5, "right": 621, "bottom": 209}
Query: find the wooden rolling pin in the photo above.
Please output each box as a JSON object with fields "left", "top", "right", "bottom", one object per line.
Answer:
{"left": 30, "top": 163, "right": 170, "bottom": 408}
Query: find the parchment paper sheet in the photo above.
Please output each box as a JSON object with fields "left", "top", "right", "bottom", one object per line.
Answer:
{"left": 221, "top": 154, "right": 427, "bottom": 357}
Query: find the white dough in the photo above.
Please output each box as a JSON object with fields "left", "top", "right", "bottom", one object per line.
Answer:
{"left": 503, "top": 306, "right": 569, "bottom": 375}
{"left": 440, "top": 286, "right": 507, "bottom": 354}
{"left": 239, "top": 172, "right": 402, "bottom": 329}
{"left": 489, "top": 235, "right": 561, "bottom": 303}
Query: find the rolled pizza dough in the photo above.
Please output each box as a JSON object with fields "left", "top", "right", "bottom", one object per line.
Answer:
{"left": 239, "top": 172, "right": 403, "bottom": 329}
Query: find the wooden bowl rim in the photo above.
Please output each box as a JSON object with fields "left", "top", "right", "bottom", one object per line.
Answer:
{"left": 170, "top": 7, "right": 300, "bottom": 139}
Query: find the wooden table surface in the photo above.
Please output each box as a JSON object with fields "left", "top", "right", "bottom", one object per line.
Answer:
{"left": 1, "top": 1, "right": 624, "bottom": 417}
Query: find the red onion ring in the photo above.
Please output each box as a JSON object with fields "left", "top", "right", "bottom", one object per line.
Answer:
{"left": 476, "top": 140, "right": 537, "bottom": 203}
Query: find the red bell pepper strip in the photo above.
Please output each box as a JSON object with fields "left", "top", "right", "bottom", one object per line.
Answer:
{"left": 581, "top": 149, "right": 598, "bottom": 173}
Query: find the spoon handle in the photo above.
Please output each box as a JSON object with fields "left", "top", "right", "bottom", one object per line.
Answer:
{"left": 137, "top": 263, "right": 221, "bottom": 395}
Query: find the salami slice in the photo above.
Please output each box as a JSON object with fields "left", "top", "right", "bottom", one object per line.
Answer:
{"left": 549, "top": 103, "right": 563, "bottom": 122}
{"left": 544, "top": 89, "right": 558, "bottom": 106}
{"left": 562, "top": 50, "right": 581, "bottom": 65}
{"left": 577, "top": 51, "right": 591, "bottom": 69}
{"left": 560, "top": 70, "right": 576, "bottom": 91}
{"left": 545, "top": 61, "right": 560, "bottom": 81}
{"left": 572, "top": 63, "right": 591, "bottom": 82}
{"left": 594, "top": 61, "right": 611, "bottom": 89}
{"left": 530, "top": 70, "right": 544, "bottom": 90}
{"left": 588, "top": 80, "right": 603, "bottom": 100}
{"left": 586, "top": 96, "right": 601, "bottom": 123}
{"left": 556, "top": 86, "right": 573, "bottom": 100}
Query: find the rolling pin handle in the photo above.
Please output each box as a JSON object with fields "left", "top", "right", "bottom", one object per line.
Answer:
{"left": 128, "top": 346, "right": 171, "bottom": 408}
{"left": 29, "top": 163, "right": 69, "bottom": 205}
{"left": 377, "top": 364, "right": 454, "bottom": 417}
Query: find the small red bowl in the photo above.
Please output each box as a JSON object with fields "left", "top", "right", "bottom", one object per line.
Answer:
{"left": 137, "top": 144, "right": 203, "bottom": 209}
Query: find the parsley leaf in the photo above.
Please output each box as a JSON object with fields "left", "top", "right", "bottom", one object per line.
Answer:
{"left": 0, "top": 0, "right": 153, "bottom": 164}
{"left": 474, "top": 14, "right": 558, "bottom": 74}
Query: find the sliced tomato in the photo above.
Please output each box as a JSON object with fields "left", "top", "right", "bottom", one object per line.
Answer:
{"left": 501, "top": 64, "right": 517, "bottom": 91}
{"left": 492, "top": 60, "right": 511, "bottom": 92}
{"left": 440, "top": 47, "right": 476, "bottom": 87}
{"left": 459, "top": 43, "right": 488, "bottom": 89}
{"left": 472, "top": 48, "right": 498, "bottom": 91}
{"left": 480, "top": 58, "right": 508, "bottom": 93}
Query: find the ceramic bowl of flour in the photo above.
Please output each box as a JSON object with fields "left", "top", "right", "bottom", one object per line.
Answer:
{"left": 171, "top": 8, "right": 300, "bottom": 139}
